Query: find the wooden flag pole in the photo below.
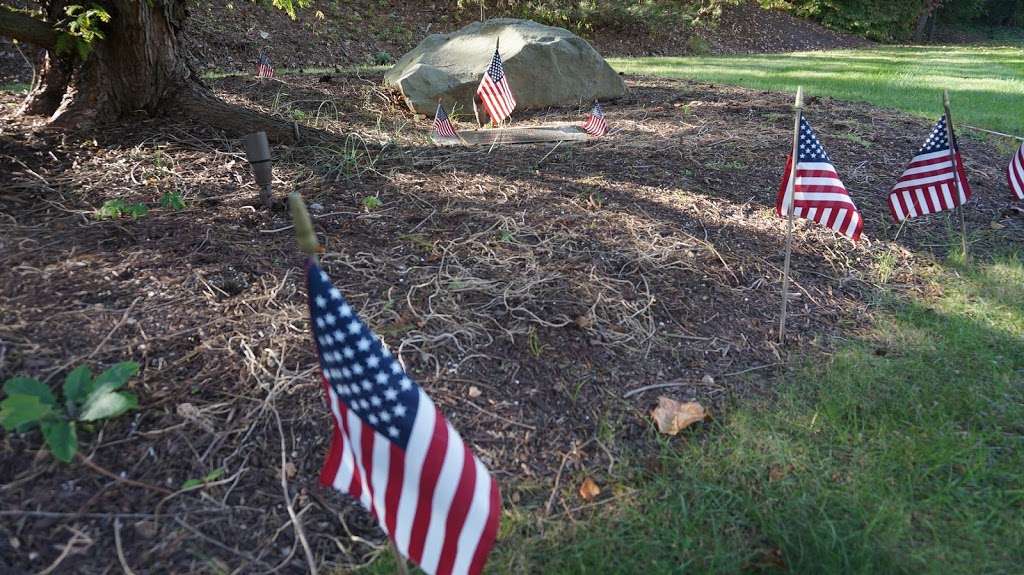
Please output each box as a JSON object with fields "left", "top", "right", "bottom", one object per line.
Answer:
{"left": 288, "top": 192, "right": 320, "bottom": 263}
{"left": 289, "top": 192, "right": 411, "bottom": 575}
{"left": 391, "top": 541, "right": 410, "bottom": 575}
{"left": 942, "top": 89, "right": 968, "bottom": 261}
{"left": 778, "top": 86, "right": 804, "bottom": 345}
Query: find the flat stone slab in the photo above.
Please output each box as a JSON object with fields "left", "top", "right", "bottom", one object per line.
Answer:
{"left": 431, "top": 123, "right": 594, "bottom": 147}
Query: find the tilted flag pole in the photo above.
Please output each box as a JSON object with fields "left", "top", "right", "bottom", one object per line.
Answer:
{"left": 289, "top": 192, "right": 319, "bottom": 259}
{"left": 290, "top": 192, "right": 501, "bottom": 575}
{"left": 778, "top": 86, "right": 803, "bottom": 344}
{"left": 943, "top": 90, "right": 969, "bottom": 261}
{"left": 289, "top": 192, "right": 411, "bottom": 573}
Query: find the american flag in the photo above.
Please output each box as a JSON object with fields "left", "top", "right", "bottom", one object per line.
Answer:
{"left": 888, "top": 116, "right": 972, "bottom": 222}
{"left": 581, "top": 101, "right": 608, "bottom": 137}
{"left": 307, "top": 261, "right": 500, "bottom": 575}
{"left": 776, "top": 113, "right": 863, "bottom": 242}
{"left": 476, "top": 46, "right": 515, "bottom": 124}
{"left": 257, "top": 51, "right": 274, "bottom": 79}
{"left": 1008, "top": 140, "right": 1024, "bottom": 201}
{"left": 433, "top": 102, "right": 458, "bottom": 139}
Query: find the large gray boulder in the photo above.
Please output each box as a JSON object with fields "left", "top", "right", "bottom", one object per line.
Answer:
{"left": 385, "top": 19, "right": 626, "bottom": 116}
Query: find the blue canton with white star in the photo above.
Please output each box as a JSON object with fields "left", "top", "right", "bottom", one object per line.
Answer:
{"left": 308, "top": 263, "right": 419, "bottom": 449}
{"left": 796, "top": 113, "right": 832, "bottom": 163}
{"left": 486, "top": 49, "right": 505, "bottom": 82}
{"left": 917, "top": 116, "right": 952, "bottom": 155}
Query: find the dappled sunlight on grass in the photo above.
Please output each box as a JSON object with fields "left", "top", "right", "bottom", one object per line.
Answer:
{"left": 496, "top": 253, "right": 1024, "bottom": 574}
{"left": 611, "top": 46, "right": 1024, "bottom": 135}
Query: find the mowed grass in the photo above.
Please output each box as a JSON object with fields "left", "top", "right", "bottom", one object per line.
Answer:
{"left": 610, "top": 46, "right": 1024, "bottom": 135}
{"left": 490, "top": 254, "right": 1024, "bottom": 574}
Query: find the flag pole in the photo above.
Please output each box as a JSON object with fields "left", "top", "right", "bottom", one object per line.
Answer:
{"left": 942, "top": 89, "right": 968, "bottom": 261}
{"left": 778, "top": 86, "right": 804, "bottom": 345}
{"left": 287, "top": 194, "right": 411, "bottom": 575}
{"left": 288, "top": 192, "right": 320, "bottom": 263}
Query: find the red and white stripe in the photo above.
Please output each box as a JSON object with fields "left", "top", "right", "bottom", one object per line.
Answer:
{"left": 433, "top": 104, "right": 458, "bottom": 139}
{"left": 477, "top": 76, "right": 515, "bottom": 124}
{"left": 582, "top": 112, "right": 607, "bottom": 137}
{"left": 777, "top": 158, "right": 863, "bottom": 242}
{"left": 1008, "top": 141, "right": 1024, "bottom": 201}
{"left": 320, "top": 382, "right": 500, "bottom": 575}
{"left": 888, "top": 149, "right": 971, "bottom": 222}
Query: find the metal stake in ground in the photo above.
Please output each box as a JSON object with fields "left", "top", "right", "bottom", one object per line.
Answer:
{"left": 778, "top": 86, "right": 804, "bottom": 344}
{"left": 943, "top": 89, "right": 969, "bottom": 261}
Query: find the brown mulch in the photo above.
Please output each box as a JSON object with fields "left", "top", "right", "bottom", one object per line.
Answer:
{"left": 704, "top": 2, "right": 872, "bottom": 54}
{"left": 1, "top": 72, "right": 1021, "bottom": 573}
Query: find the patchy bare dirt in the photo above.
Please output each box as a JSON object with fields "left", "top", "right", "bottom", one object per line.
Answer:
{"left": 1, "top": 72, "right": 1021, "bottom": 573}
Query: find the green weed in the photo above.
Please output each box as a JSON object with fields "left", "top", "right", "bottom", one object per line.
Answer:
{"left": 1, "top": 362, "right": 141, "bottom": 462}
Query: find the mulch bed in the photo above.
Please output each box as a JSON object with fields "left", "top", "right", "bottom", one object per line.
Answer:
{"left": 1, "top": 72, "right": 1021, "bottom": 573}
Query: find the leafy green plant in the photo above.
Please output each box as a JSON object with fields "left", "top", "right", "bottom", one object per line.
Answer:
{"left": 361, "top": 195, "right": 383, "bottom": 211}
{"left": 55, "top": 4, "right": 112, "bottom": 60}
{"left": 373, "top": 51, "right": 393, "bottom": 66}
{"left": 96, "top": 199, "right": 149, "bottom": 219}
{"left": 1, "top": 362, "right": 140, "bottom": 462}
{"left": 182, "top": 467, "right": 225, "bottom": 490}
{"left": 159, "top": 191, "right": 186, "bottom": 210}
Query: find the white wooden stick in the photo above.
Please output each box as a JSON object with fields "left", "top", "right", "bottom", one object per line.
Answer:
{"left": 779, "top": 86, "right": 804, "bottom": 344}
{"left": 943, "top": 90, "right": 968, "bottom": 261}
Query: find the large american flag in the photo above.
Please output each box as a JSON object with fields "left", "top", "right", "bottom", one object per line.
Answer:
{"left": 1008, "top": 141, "right": 1024, "bottom": 201}
{"left": 476, "top": 47, "right": 515, "bottom": 124}
{"left": 581, "top": 101, "right": 608, "bottom": 137}
{"left": 888, "top": 116, "right": 971, "bottom": 222}
{"left": 257, "top": 51, "right": 274, "bottom": 79}
{"left": 776, "top": 113, "right": 863, "bottom": 242}
{"left": 433, "top": 102, "right": 458, "bottom": 139}
{"left": 307, "top": 261, "right": 500, "bottom": 575}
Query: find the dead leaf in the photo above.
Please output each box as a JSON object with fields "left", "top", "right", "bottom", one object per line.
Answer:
{"left": 578, "top": 477, "right": 600, "bottom": 501}
{"left": 991, "top": 221, "right": 1006, "bottom": 230}
{"left": 284, "top": 461, "right": 297, "bottom": 479}
{"left": 650, "top": 396, "right": 706, "bottom": 435}
{"left": 468, "top": 386, "right": 482, "bottom": 399}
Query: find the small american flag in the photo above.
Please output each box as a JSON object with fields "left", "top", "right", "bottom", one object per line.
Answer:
{"left": 776, "top": 113, "right": 863, "bottom": 242}
{"left": 1008, "top": 141, "right": 1024, "bottom": 201}
{"left": 257, "top": 51, "right": 274, "bottom": 79}
{"left": 476, "top": 46, "right": 515, "bottom": 124}
{"left": 307, "top": 261, "right": 500, "bottom": 575}
{"left": 581, "top": 101, "right": 608, "bottom": 137}
{"left": 888, "top": 116, "right": 971, "bottom": 222}
{"left": 433, "top": 102, "right": 458, "bottom": 139}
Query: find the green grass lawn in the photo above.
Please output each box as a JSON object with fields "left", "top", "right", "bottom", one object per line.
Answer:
{"left": 610, "top": 46, "right": 1024, "bottom": 136}
{"left": 492, "top": 253, "right": 1024, "bottom": 573}
{"left": 357, "top": 253, "right": 1024, "bottom": 574}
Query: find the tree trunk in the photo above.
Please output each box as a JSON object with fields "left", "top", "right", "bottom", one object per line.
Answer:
{"left": 20, "top": 50, "right": 72, "bottom": 117}
{"left": 11, "top": 0, "right": 324, "bottom": 144}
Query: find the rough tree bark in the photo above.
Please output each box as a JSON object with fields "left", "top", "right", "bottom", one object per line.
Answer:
{"left": 2, "top": 1, "right": 322, "bottom": 144}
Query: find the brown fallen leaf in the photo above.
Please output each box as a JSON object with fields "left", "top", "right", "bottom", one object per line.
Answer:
{"left": 651, "top": 396, "right": 706, "bottom": 435}
{"left": 578, "top": 477, "right": 600, "bottom": 501}
{"left": 468, "top": 386, "right": 482, "bottom": 399}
